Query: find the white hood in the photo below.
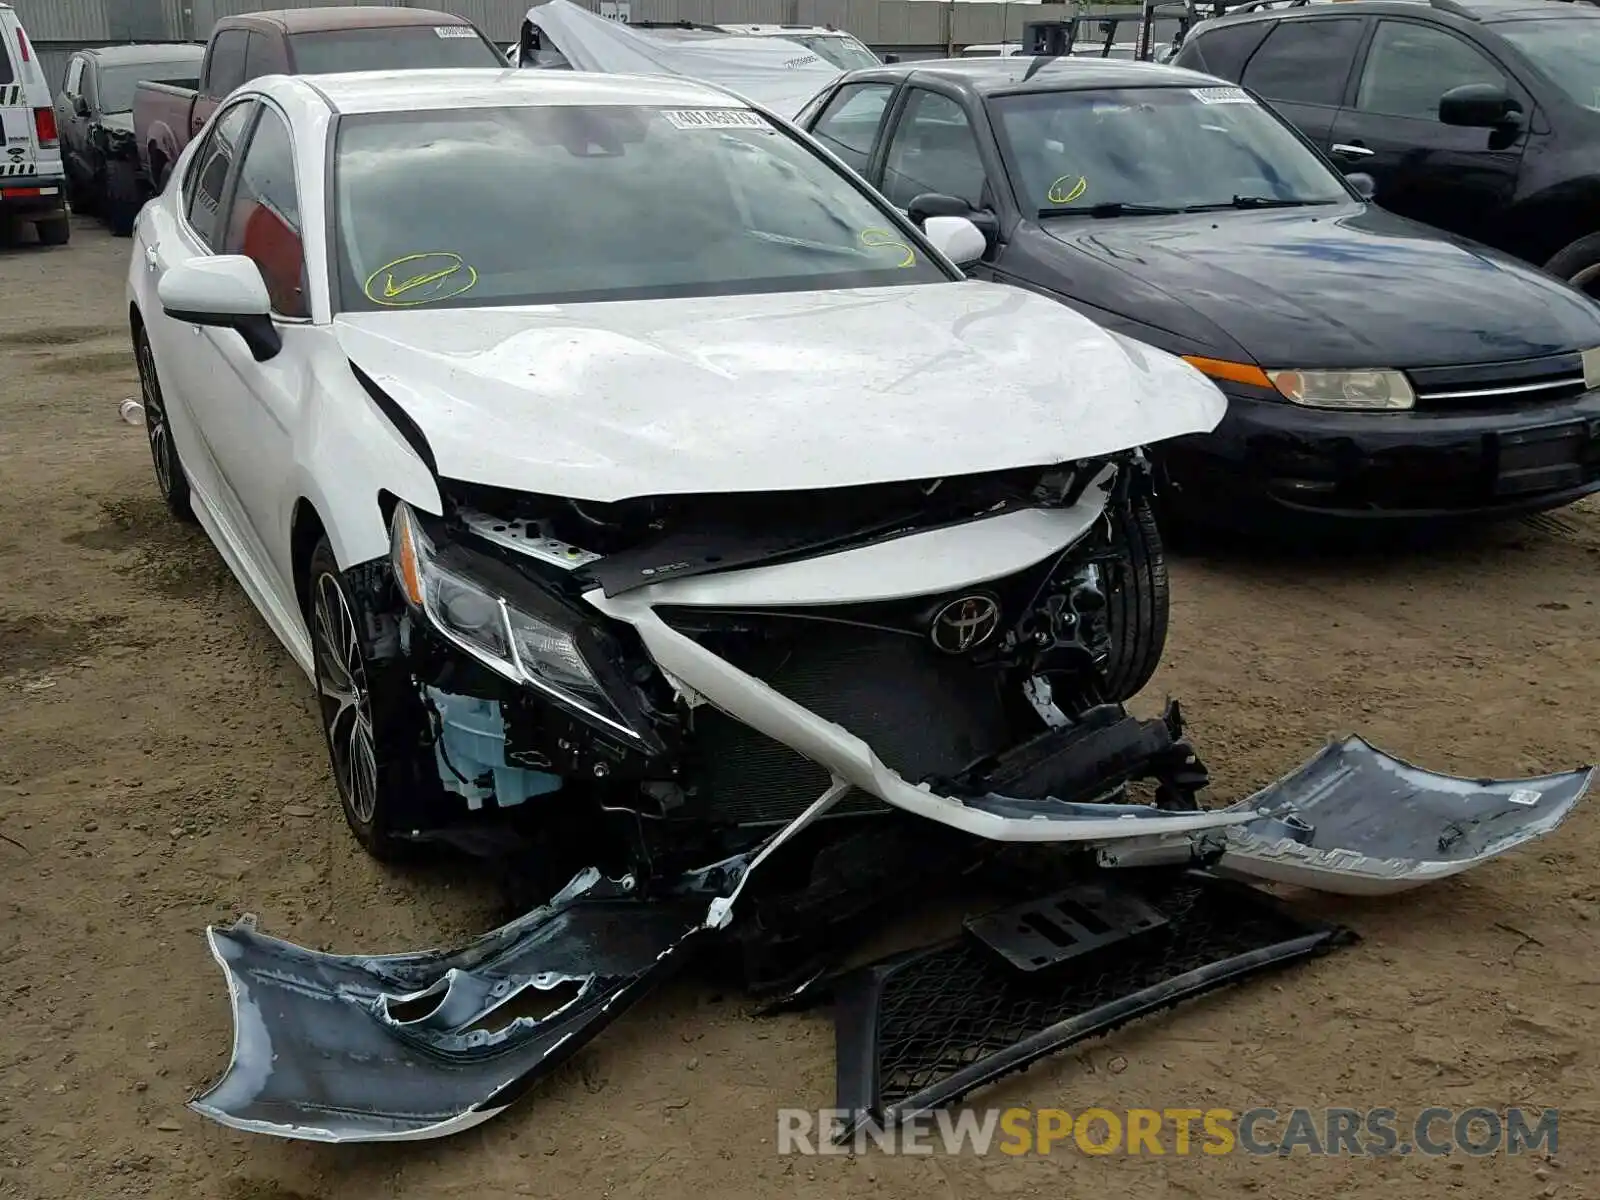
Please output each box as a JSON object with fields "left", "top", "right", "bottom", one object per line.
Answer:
{"left": 524, "top": 0, "right": 842, "bottom": 116}
{"left": 333, "top": 280, "right": 1226, "bottom": 502}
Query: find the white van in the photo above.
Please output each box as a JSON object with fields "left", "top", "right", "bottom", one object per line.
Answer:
{"left": 0, "top": 2, "right": 68, "bottom": 244}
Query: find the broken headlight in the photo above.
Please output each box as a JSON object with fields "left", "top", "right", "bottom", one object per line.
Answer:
{"left": 390, "top": 502, "right": 640, "bottom": 741}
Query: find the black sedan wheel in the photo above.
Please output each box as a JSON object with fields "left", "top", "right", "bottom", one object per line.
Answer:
{"left": 1545, "top": 233, "right": 1600, "bottom": 300}
{"left": 134, "top": 329, "right": 193, "bottom": 521}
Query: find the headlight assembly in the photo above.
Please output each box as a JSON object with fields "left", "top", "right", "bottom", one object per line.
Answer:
{"left": 1267, "top": 369, "right": 1415, "bottom": 411}
{"left": 1583, "top": 347, "right": 1600, "bottom": 390}
{"left": 390, "top": 502, "right": 639, "bottom": 740}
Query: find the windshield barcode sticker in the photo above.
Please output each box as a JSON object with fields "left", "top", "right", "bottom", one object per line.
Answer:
{"left": 660, "top": 108, "right": 767, "bottom": 130}
{"left": 434, "top": 25, "right": 478, "bottom": 38}
{"left": 1192, "top": 86, "right": 1252, "bottom": 105}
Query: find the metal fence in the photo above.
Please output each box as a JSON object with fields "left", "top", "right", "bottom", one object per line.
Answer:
{"left": 12, "top": 0, "right": 1101, "bottom": 85}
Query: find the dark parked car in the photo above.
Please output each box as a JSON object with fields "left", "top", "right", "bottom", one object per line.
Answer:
{"left": 1173, "top": 0, "right": 1600, "bottom": 298}
{"left": 56, "top": 44, "right": 203, "bottom": 235}
{"left": 794, "top": 58, "right": 1600, "bottom": 527}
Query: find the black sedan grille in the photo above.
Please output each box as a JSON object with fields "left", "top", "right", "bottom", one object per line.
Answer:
{"left": 664, "top": 610, "right": 1020, "bottom": 827}
{"left": 1408, "top": 353, "right": 1592, "bottom": 411}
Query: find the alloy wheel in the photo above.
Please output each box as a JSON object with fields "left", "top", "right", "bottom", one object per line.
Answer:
{"left": 136, "top": 337, "right": 171, "bottom": 497}
{"left": 313, "top": 571, "right": 379, "bottom": 826}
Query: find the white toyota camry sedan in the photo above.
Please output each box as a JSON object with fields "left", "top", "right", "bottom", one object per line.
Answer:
{"left": 127, "top": 66, "right": 1248, "bottom": 875}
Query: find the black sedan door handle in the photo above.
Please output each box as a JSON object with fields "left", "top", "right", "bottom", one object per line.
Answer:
{"left": 1331, "top": 141, "right": 1375, "bottom": 159}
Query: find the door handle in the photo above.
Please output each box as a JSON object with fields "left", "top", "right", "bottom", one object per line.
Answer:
{"left": 1331, "top": 142, "right": 1374, "bottom": 158}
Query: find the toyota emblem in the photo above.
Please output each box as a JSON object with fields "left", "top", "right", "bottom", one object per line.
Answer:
{"left": 929, "top": 595, "right": 1001, "bottom": 654}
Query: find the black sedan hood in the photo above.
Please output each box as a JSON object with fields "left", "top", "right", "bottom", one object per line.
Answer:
{"left": 1034, "top": 204, "right": 1600, "bottom": 367}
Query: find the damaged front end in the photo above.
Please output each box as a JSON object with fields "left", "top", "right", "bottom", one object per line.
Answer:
{"left": 194, "top": 454, "right": 1594, "bottom": 1143}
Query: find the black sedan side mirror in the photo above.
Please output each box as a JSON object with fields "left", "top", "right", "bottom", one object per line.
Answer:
{"left": 907, "top": 192, "right": 1000, "bottom": 245}
{"left": 1344, "top": 171, "right": 1376, "bottom": 201}
{"left": 1439, "top": 82, "right": 1522, "bottom": 129}
{"left": 883, "top": 53, "right": 900, "bottom": 63}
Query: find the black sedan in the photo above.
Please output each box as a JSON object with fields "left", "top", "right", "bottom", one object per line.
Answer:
{"left": 55, "top": 44, "right": 203, "bottom": 236}
{"left": 794, "top": 59, "right": 1600, "bottom": 527}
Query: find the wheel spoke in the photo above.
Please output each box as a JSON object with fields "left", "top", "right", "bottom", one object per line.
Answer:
{"left": 312, "top": 569, "right": 382, "bottom": 830}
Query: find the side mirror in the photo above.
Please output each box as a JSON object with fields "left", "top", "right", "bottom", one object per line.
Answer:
{"left": 923, "top": 215, "right": 988, "bottom": 267}
{"left": 883, "top": 53, "right": 900, "bottom": 63}
{"left": 74, "top": 95, "right": 90, "bottom": 117}
{"left": 1438, "top": 82, "right": 1521, "bottom": 129}
{"left": 907, "top": 191, "right": 1000, "bottom": 246}
{"left": 157, "top": 255, "right": 282, "bottom": 362}
{"left": 1344, "top": 171, "right": 1376, "bottom": 201}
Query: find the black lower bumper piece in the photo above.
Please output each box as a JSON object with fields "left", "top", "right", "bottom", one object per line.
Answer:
{"left": 832, "top": 872, "right": 1351, "bottom": 1139}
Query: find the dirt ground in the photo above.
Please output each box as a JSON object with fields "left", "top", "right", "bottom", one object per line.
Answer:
{"left": 2, "top": 222, "right": 1597, "bottom": 1200}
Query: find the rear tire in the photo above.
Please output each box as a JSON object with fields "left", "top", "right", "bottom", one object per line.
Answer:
{"left": 66, "top": 166, "right": 99, "bottom": 216}
{"left": 35, "top": 216, "right": 70, "bottom": 246}
{"left": 1100, "top": 491, "right": 1170, "bottom": 702}
{"left": 134, "top": 327, "right": 194, "bottom": 521}
{"left": 1544, "top": 233, "right": 1600, "bottom": 299}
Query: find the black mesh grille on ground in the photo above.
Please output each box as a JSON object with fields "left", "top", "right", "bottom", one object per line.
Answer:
{"left": 833, "top": 874, "right": 1349, "bottom": 1128}
{"left": 675, "top": 615, "right": 1018, "bottom": 827}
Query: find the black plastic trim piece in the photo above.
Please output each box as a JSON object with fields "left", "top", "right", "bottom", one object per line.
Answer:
{"left": 350, "top": 360, "right": 438, "bottom": 476}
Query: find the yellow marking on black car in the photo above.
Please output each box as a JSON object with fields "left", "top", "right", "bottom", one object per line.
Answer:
{"left": 1047, "top": 175, "right": 1088, "bottom": 204}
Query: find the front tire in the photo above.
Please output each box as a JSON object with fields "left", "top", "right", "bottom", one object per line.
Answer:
{"left": 134, "top": 328, "right": 193, "bottom": 521}
{"left": 1100, "top": 491, "right": 1170, "bottom": 702}
{"left": 307, "top": 540, "right": 433, "bottom": 862}
{"left": 1544, "top": 233, "right": 1600, "bottom": 299}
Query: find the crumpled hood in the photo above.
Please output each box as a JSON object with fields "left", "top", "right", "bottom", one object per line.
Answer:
{"left": 1039, "top": 206, "right": 1600, "bottom": 367}
{"left": 333, "top": 281, "right": 1226, "bottom": 502}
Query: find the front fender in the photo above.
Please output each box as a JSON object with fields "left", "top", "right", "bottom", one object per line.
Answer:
{"left": 286, "top": 337, "right": 443, "bottom": 574}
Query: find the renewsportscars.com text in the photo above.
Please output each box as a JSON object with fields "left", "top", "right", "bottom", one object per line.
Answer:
{"left": 777, "top": 1106, "right": 1559, "bottom": 1157}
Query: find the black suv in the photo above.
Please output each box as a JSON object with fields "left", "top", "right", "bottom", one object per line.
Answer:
{"left": 1173, "top": 0, "right": 1600, "bottom": 295}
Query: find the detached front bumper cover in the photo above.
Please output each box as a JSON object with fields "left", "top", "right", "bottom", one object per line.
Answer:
{"left": 189, "top": 736, "right": 1591, "bottom": 1143}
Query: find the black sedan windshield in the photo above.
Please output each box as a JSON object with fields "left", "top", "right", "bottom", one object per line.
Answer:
{"left": 332, "top": 104, "right": 946, "bottom": 312}
{"left": 1496, "top": 19, "right": 1600, "bottom": 112}
{"left": 991, "top": 85, "right": 1349, "bottom": 215}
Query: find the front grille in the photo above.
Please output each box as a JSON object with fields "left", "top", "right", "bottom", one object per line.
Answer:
{"left": 668, "top": 612, "right": 1018, "bottom": 827}
{"left": 1408, "top": 353, "right": 1591, "bottom": 411}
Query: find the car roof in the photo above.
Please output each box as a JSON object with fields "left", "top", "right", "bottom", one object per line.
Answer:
{"left": 837, "top": 56, "right": 1220, "bottom": 95}
{"left": 1200, "top": 0, "right": 1600, "bottom": 26}
{"left": 241, "top": 6, "right": 476, "bottom": 33}
{"left": 82, "top": 43, "right": 205, "bottom": 64}
{"left": 291, "top": 68, "right": 748, "bottom": 115}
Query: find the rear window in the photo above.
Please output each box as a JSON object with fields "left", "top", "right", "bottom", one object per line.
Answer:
{"left": 289, "top": 25, "right": 505, "bottom": 75}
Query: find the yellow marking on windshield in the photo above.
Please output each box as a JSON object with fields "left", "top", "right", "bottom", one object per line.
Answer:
{"left": 363, "top": 252, "right": 479, "bottom": 307}
{"left": 1047, "top": 175, "right": 1088, "bottom": 205}
{"left": 860, "top": 227, "right": 915, "bottom": 268}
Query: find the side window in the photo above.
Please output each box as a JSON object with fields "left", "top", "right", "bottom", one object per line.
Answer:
{"left": 1356, "top": 22, "right": 1507, "bottom": 121}
{"left": 810, "top": 83, "right": 894, "bottom": 173}
{"left": 64, "top": 58, "right": 85, "bottom": 96}
{"left": 185, "top": 101, "right": 253, "bottom": 249}
{"left": 882, "top": 89, "right": 988, "bottom": 210}
{"left": 1183, "top": 22, "right": 1271, "bottom": 81}
{"left": 221, "top": 106, "right": 308, "bottom": 318}
{"left": 1241, "top": 18, "right": 1365, "bottom": 107}
{"left": 204, "top": 29, "right": 250, "bottom": 98}
{"left": 242, "top": 31, "right": 289, "bottom": 83}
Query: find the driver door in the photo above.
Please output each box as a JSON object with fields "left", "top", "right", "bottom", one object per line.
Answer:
{"left": 1327, "top": 19, "right": 1528, "bottom": 245}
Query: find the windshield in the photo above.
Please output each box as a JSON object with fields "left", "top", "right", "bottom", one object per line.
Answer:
{"left": 332, "top": 104, "right": 947, "bottom": 313}
{"left": 787, "top": 34, "right": 880, "bottom": 70}
{"left": 991, "top": 85, "right": 1350, "bottom": 215}
{"left": 1496, "top": 18, "right": 1600, "bottom": 111}
{"left": 290, "top": 26, "right": 505, "bottom": 75}
{"left": 99, "top": 60, "right": 202, "bottom": 113}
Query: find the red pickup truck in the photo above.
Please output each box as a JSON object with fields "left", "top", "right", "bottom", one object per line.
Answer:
{"left": 133, "top": 6, "right": 504, "bottom": 190}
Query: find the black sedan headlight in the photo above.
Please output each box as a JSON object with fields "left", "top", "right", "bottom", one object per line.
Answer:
{"left": 389, "top": 501, "right": 639, "bottom": 741}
